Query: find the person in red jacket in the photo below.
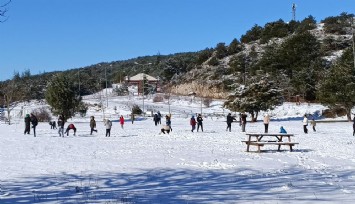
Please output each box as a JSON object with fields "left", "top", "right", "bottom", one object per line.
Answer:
{"left": 190, "top": 115, "right": 196, "bottom": 132}
{"left": 65, "top": 124, "right": 76, "bottom": 136}
{"left": 119, "top": 115, "right": 125, "bottom": 129}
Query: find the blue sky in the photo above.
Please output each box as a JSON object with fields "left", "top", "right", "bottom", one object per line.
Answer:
{"left": 0, "top": 0, "right": 354, "bottom": 81}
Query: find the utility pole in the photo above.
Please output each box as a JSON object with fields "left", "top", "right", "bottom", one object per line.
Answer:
{"left": 292, "top": 3, "right": 296, "bottom": 21}
{"left": 134, "top": 62, "right": 152, "bottom": 116}
{"left": 105, "top": 65, "right": 108, "bottom": 108}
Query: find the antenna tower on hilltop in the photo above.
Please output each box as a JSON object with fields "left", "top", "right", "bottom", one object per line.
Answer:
{"left": 292, "top": 3, "right": 296, "bottom": 21}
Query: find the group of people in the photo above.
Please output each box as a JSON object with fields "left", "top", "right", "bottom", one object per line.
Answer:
{"left": 302, "top": 114, "right": 317, "bottom": 134}
{"left": 221, "top": 112, "right": 320, "bottom": 135}
{"left": 55, "top": 115, "right": 125, "bottom": 137}
{"left": 153, "top": 111, "right": 162, "bottom": 126}
{"left": 24, "top": 112, "right": 355, "bottom": 137}
{"left": 190, "top": 114, "right": 203, "bottom": 132}
{"left": 24, "top": 113, "right": 38, "bottom": 137}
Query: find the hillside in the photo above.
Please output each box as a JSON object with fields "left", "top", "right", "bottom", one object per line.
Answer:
{"left": 1, "top": 13, "right": 354, "bottom": 107}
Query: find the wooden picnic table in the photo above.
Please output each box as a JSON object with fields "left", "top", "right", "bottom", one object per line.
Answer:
{"left": 243, "top": 133, "right": 298, "bottom": 153}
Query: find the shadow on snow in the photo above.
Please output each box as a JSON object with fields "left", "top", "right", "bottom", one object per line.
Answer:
{"left": 1, "top": 166, "right": 355, "bottom": 203}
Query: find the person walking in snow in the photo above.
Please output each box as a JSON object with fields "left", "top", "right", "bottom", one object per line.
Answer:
{"left": 238, "top": 113, "right": 242, "bottom": 126}
{"left": 49, "top": 121, "right": 57, "bottom": 129}
{"left": 303, "top": 114, "right": 308, "bottom": 134}
{"left": 130, "top": 113, "right": 135, "bottom": 124}
{"left": 30, "top": 113, "right": 38, "bottom": 137}
{"left": 165, "top": 115, "right": 172, "bottom": 131}
{"left": 190, "top": 115, "right": 197, "bottom": 132}
{"left": 353, "top": 114, "right": 355, "bottom": 136}
{"left": 57, "top": 115, "right": 65, "bottom": 137}
{"left": 197, "top": 114, "right": 203, "bottom": 132}
{"left": 90, "top": 116, "right": 98, "bottom": 135}
{"left": 104, "top": 119, "right": 112, "bottom": 137}
{"left": 263, "top": 113, "right": 270, "bottom": 133}
{"left": 24, "top": 114, "right": 31, "bottom": 135}
{"left": 153, "top": 113, "right": 159, "bottom": 126}
{"left": 119, "top": 115, "right": 125, "bottom": 129}
{"left": 226, "top": 113, "right": 236, "bottom": 132}
{"left": 310, "top": 117, "right": 316, "bottom": 132}
{"left": 65, "top": 123, "right": 76, "bottom": 136}
{"left": 241, "top": 113, "right": 247, "bottom": 132}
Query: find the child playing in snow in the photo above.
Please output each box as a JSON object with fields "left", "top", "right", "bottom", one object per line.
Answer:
{"left": 280, "top": 126, "right": 287, "bottom": 134}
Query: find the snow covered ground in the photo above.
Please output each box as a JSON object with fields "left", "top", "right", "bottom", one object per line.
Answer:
{"left": 1, "top": 92, "right": 355, "bottom": 203}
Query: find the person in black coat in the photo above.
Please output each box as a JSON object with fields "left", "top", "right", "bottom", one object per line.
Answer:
{"left": 58, "top": 115, "right": 65, "bottom": 137}
{"left": 241, "top": 113, "right": 247, "bottom": 132}
{"left": 226, "top": 113, "right": 236, "bottom": 132}
{"left": 153, "top": 114, "right": 159, "bottom": 126}
{"left": 353, "top": 115, "right": 355, "bottom": 136}
{"left": 24, "top": 114, "right": 31, "bottom": 134}
{"left": 30, "top": 113, "right": 38, "bottom": 137}
{"left": 197, "top": 114, "right": 203, "bottom": 132}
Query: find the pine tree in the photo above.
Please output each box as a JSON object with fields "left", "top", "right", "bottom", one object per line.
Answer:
{"left": 224, "top": 77, "right": 283, "bottom": 121}
{"left": 228, "top": 38, "right": 243, "bottom": 55}
{"left": 240, "top": 24, "right": 263, "bottom": 43}
{"left": 215, "top": 43, "right": 228, "bottom": 59}
{"left": 318, "top": 48, "right": 355, "bottom": 121}
{"left": 45, "top": 74, "right": 82, "bottom": 120}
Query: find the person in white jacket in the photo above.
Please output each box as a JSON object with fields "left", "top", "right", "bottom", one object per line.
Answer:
{"left": 263, "top": 113, "right": 270, "bottom": 133}
{"left": 104, "top": 119, "right": 112, "bottom": 137}
{"left": 303, "top": 114, "right": 308, "bottom": 134}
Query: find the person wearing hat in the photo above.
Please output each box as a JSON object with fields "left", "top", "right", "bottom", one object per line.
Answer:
{"left": 24, "top": 114, "right": 31, "bottom": 135}
{"left": 90, "top": 116, "right": 97, "bottom": 135}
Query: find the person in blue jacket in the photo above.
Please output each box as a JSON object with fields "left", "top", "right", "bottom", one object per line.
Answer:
{"left": 280, "top": 126, "right": 287, "bottom": 134}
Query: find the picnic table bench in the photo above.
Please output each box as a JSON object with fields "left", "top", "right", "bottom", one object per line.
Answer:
{"left": 243, "top": 133, "right": 298, "bottom": 153}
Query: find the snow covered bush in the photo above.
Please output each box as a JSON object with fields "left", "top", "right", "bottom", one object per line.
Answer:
{"left": 153, "top": 95, "right": 164, "bottom": 103}
{"left": 32, "top": 107, "right": 51, "bottom": 122}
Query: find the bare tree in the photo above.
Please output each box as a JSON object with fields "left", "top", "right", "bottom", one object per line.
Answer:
{"left": 0, "top": 0, "right": 11, "bottom": 23}
{"left": 0, "top": 74, "right": 25, "bottom": 125}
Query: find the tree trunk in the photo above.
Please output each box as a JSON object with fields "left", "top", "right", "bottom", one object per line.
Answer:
{"left": 6, "top": 106, "right": 11, "bottom": 125}
{"left": 250, "top": 112, "right": 258, "bottom": 122}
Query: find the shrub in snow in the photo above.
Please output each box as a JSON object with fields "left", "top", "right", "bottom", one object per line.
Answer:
{"left": 131, "top": 104, "right": 142, "bottom": 115}
{"left": 32, "top": 107, "right": 51, "bottom": 122}
{"left": 153, "top": 95, "right": 164, "bottom": 103}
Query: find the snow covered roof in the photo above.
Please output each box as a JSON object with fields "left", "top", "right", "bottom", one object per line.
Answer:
{"left": 128, "top": 73, "right": 158, "bottom": 81}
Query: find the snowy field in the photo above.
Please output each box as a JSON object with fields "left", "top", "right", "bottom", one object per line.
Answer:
{"left": 1, "top": 94, "right": 355, "bottom": 203}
